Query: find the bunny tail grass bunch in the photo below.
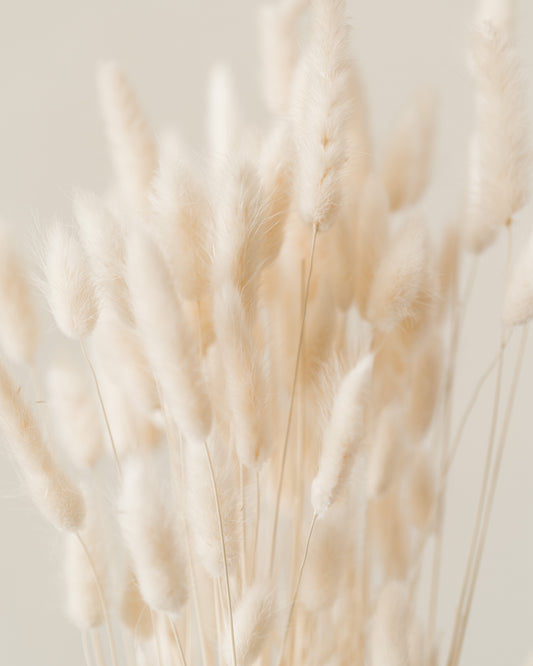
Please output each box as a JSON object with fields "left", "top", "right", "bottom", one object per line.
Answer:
{"left": 1, "top": 0, "right": 533, "bottom": 665}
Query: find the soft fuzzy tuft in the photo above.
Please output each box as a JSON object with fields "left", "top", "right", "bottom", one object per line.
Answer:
{"left": 43, "top": 222, "right": 100, "bottom": 340}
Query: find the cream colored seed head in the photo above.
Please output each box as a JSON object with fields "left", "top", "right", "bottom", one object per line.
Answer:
{"left": 44, "top": 223, "right": 100, "bottom": 340}
{"left": 119, "top": 456, "right": 188, "bottom": 615}
{"left": 0, "top": 225, "right": 40, "bottom": 364}
{"left": 370, "top": 581, "right": 409, "bottom": 666}
{"left": 311, "top": 353, "right": 373, "bottom": 517}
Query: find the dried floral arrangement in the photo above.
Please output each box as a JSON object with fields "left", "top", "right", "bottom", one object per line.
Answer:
{"left": 0, "top": 0, "right": 532, "bottom": 665}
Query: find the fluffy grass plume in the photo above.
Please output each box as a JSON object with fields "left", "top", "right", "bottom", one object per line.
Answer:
{"left": 464, "top": 20, "right": 531, "bottom": 251}
{"left": 43, "top": 222, "right": 100, "bottom": 340}
{"left": 369, "top": 581, "right": 409, "bottom": 666}
{"left": 98, "top": 61, "right": 157, "bottom": 213}
{"left": 0, "top": 359, "right": 85, "bottom": 531}
{"left": 0, "top": 225, "right": 39, "bottom": 364}
{"left": 503, "top": 227, "right": 533, "bottom": 326}
{"left": 311, "top": 353, "right": 373, "bottom": 517}
{"left": 0, "top": 0, "right": 531, "bottom": 664}
{"left": 294, "top": 0, "right": 352, "bottom": 231}
{"left": 119, "top": 456, "right": 188, "bottom": 615}
{"left": 127, "top": 231, "right": 212, "bottom": 444}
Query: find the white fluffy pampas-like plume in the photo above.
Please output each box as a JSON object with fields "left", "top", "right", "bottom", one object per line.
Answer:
{"left": 65, "top": 503, "right": 107, "bottom": 630}
{"left": 208, "top": 63, "right": 239, "bottom": 163}
{"left": 120, "top": 567, "right": 154, "bottom": 642}
{"left": 223, "top": 583, "right": 276, "bottom": 666}
{"left": 74, "top": 191, "right": 133, "bottom": 324}
{"left": 127, "top": 231, "right": 212, "bottom": 444}
{"left": 353, "top": 173, "right": 390, "bottom": 318}
{"left": 149, "top": 133, "right": 211, "bottom": 302}
{"left": 184, "top": 435, "right": 239, "bottom": 579}
{"left": 119, "top": 456, "right": 188, "bottom": 615}
{"left": 311, "top": 353, "right": 373, "bottom": 517}
{"left": 295, "top": 0, "right": 352, "bottom": 231}
{"left": 503, "top": 227, "right": 533, "bottom": 327}
{"left": 43, "top": 223, "right": 100, "bottom": 340}
{"left": 3, "top": 1, "right": 533, "bottom": 663}
{"left": 370, "top": 581, "right": 409, "bottom": 666}
{"left": 0, "top": 359, "right": 85, "bottom": 532}
{"left": 98, "top": 61, "right": 157, "bottom": 213}
{"left": 214, "top": 283, "right": 271, "bottom": 469}
{"left": 0, "top": 225, "right": 39, "bottom": 364}
{"left": 214, "top": 159, "right": 270, "bottom": 311}
{"left": 464, "top": 20, "right": 531, "bottom": 252}
{"left": 381, "top": 91, "right": 435, "bottom": 212}
{"left": 367, "top": 214, "right": 429, "bottom": 332}
{"left": 407, "top": 448, "right": 436, "bottom": 531}
{"left": 366, "top": 405, "right": 404, "bottom": 499}
{"left": 259, "top": 0, "right": 306, "bottom": 115}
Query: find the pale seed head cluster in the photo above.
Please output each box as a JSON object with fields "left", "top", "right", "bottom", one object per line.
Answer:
{"left": 0, "top": 0, "right": 531, "bottom": 665}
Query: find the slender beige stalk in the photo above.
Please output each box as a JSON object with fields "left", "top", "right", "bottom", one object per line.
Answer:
{"left": 278, "top": 513, "right": 317, "bottom": 666}
{"left": 428, "top": 258, "right": 480, "bottom": 637}
{"left": 90, "top": 630, "right": 107, "bottom": 666}
{"left": 251, "top": 472, "right": 260, "bottom": 581}
{"left": 80, "top": 340, "right": 122, "bottom": 478}
{"left": 444, "top": 334, "right": 512, "bottom": 478}
{"left": 167, "top": 615, "right": 187, "bottom": 666}
{"left": 448, "top": 229, "right": 513, "bottom": 663}
{"left": 174, "top": 426, "right": 210, "bottom": 666}
{"left": 269, "top": 223, "right": 318, "bottom": 573}
{"left": 81, "top": 630, "right": 93, "bottom": 666}
{"left": 203, "top": 440, "right": 237, "bottom": 666}
{"left": 240, "top": 463, "right": 247, "bottom": 590}
{"left": 77, "top": 534, "right": 119, "bottom": 666}
{"left": 451, "top": 326, "right": 528, "bottom": 666}
{"left": 151, "top": 610, "right": 163, "bottom": 666}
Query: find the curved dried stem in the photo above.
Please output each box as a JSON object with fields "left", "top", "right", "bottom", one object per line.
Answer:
{"left": 452, "top": 325, "right": 528, "bottom": 666}
{"left": 77, "top": 533, "right": 119, "bottom": 666}
{"left": 448, "top": 229, "right": 513, "bottom": 666}
{"left": 168, "top": 615, "right": 188, "bottom": 666}
{"left": 80, "top": 339, "right": 122, "bottom": 478}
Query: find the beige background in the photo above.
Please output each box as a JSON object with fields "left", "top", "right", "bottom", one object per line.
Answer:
{"left": 0, "top": 0, "right": 532, "bottom": 664}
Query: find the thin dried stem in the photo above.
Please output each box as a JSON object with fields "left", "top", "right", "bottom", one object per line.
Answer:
{"left": 444, "top": 332, "right": 512, "bottom": 478}
{"left": 448, "top": 229, "right": 513, "bottom": 666}
{"left": 452, "top": 325, "right": 528, "bottom": 666}
{"left": 80, "top": 339, "right": 122, "bottom": 478}
{"left": 90, "top": 630, "right": 106, "bottom": 666}
{"left": 278, "top": 512, "right": 318, "bottom": 666}
{"left": 81, "top": 630, "right": 93, "bottom": 666}
{"left": 240, "top": 463, "right": 247, "bottom": 591}
{"left": 151, "top": 610, "right": 163, "bottom": 666}
{"left": 429, "top": 254, "right": 477, "bottom": 635}
{"left": 168, "top": 615, "right": 188, "bottom": 666}
{"left": 269, "top": 223, "right": 319, "bottom": 574}
{"left": 77, "top": 534, "right": 119, "bottom": 666}
{"left": 203, "top": 440, "right": 237, "bottom": 666}
{"left": 251, "top": 471, "right": 260, "bottom": 582}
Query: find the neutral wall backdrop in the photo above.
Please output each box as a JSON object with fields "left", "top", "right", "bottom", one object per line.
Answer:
{"left": 0, "top": 1, "right": 531, "bottom": 665}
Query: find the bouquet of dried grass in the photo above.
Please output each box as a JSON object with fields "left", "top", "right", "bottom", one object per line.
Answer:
{"left": 0, "top": 0, "right": 531, "bottom": 665}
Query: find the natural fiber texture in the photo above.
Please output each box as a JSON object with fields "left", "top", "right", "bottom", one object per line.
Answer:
{"left": 0, "top": 1, "right": 531, "bottom": 664}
